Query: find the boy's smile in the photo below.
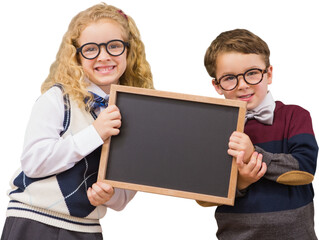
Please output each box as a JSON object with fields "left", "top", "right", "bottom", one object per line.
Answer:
{"left": 213, "top": 52, "right": 272, "bottom": 110}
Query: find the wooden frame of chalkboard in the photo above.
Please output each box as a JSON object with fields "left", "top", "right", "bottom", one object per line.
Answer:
{"left": 98, "top": 85, "right": 246, "bottom": 206}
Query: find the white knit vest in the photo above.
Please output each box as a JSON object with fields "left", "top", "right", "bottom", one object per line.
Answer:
{"left": 6, "top": 87, "right": 106, "bottom": 233}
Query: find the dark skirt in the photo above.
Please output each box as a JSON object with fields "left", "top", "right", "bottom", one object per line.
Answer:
{"left": 1, "top": 217, "right": 103, "bottom": 240}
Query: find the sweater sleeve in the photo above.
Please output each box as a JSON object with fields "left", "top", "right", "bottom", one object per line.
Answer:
{"left": 104, "top": 188, "right": 137, "bottom": 211}
{"left": 255, "top": 108, "right": 318, "bottom": 185}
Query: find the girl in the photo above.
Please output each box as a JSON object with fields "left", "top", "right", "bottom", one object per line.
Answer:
{"left": 1, "top": 3, "right": 153, "bottom": 240}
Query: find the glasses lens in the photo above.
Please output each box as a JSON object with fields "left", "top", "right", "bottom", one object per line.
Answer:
{"left": 81, "top": 43, "right": 99, "bottom": 59}
{"left": 245, "top": 69, "right": 263, "bottom": 84}
{"left": 219, "top": 75, "right": 237, "bottom": 91}
{"left": 107, "top": 40, "right": 125, "bottom": 56}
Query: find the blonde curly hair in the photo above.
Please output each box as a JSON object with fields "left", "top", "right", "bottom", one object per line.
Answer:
{"left": 41, "top": 3, "right": 153, "bottom": 108}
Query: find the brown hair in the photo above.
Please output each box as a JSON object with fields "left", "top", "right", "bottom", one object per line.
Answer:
{"left": 41, "top": 3, "right": 153, "bottom": 108}
{"left": 204, "top": 29, "right": 270, "bottom": 79}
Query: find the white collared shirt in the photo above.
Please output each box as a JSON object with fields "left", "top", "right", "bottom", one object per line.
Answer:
{"left": 20, "top": 82, "right": 105, "bottom": 178}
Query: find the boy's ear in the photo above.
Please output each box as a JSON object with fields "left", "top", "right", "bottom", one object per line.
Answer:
{"left": 212, "top": 79, "right": 224, "bottom": 95}
{"left": 267, "top": 65, "right": 273, "bottom": 85}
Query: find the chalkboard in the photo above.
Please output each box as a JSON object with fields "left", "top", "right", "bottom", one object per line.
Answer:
{"left": 98, "top": 85, "right": 246, "bottom": 205}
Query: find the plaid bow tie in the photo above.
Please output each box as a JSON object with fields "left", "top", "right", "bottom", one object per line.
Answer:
{"left": 85, "top": 91, "right": 109, "bottom": 111}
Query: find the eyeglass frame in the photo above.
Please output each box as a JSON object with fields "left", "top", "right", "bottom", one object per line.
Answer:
{"left": 214, "top": 68, "right": 269, "bottom": 91}
{"left": 76, "top": 39, "right": 130, "bottom": 60}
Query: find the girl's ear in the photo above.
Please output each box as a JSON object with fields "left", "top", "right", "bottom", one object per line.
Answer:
{"left": 212, "top": 79, "right": 224, "bottom": 95}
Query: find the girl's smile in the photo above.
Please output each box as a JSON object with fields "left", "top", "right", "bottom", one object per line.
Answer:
{"left": 95, "top": 65, "right": 116, "bottom": 74}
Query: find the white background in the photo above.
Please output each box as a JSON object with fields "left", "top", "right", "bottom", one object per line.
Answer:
{"left": 0, "top": 0, "right": 318, "bottom": 239}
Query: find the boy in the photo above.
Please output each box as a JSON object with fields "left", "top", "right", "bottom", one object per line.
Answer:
{"left": 199, "top": 29, "right": 318, "bottom": 239}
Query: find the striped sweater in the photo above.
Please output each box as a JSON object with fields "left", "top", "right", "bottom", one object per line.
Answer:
{"left": 215, "top": 101, "right": 318, "bottom": 239}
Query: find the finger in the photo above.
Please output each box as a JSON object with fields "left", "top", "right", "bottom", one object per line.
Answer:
{"left": 230, "top": 131, "right": 241, "bottom": 137}
{"left": 97, "top": 182, "right": 114, "bottom": 194}
{"left": 256, "top": 162, "right": 267, "bottom": 178}
{"left": 91, "top": 183, "right": 108, "bottom": 200}
{"left": 92, "top": 182, "right": 114, "bottom": 200}
{"left": 230, "top": 131, "right": 245, "bottom": 139}
{"left": 249, "top": 152, "right": 261, "bottom": 173}
{"left": 228, "top": 148, "right": 240, "bottom": 158}
{"left": 236, "top": 151, "right": 245, "bottom": 170}
{"left": 87, "top": 187, "right": 92, "bottom": 200}
{"left": 105, "top": 104, "right": 119, "bottom": 112}
{"left": 229, "top": 135, "right": 242, "bottom": 145}
{"left": 228, "top": 141, "right": 241, "bottom": 150}
{"left": 110, "top": 119, "right": 122, "bottom": 129}
{"left": 106, "top": 110, "right": 122, "bottom": 120}
{"left": 246, "top": 152, "right": 258, "bottom": 171}
{"left": 89, "top": 190, "right": 105, "bottom": 206}
{"left": 87, "top": 187, "right": 98, "bottom": 206}
{"left": 108, "top": 128, "right": 120, "bottom": 137}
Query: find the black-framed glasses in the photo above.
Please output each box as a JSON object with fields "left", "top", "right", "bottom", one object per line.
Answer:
{"left": 77, "top": 39, "right": 129, "bottom": 59}
{"left": 215, "top": 68, "right": 268, "bottom": 91}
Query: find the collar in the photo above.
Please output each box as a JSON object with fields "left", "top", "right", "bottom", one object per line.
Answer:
{"left": 85, "top": 78, "right": 109, "bottom": 99}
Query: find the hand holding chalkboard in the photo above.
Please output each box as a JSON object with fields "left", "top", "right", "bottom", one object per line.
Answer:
{"left": 98, "top": 85, "right": 246, "bottom": 206}
{"left": 93, "top": 105, "right": 122, "bottom": 141}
